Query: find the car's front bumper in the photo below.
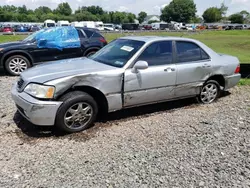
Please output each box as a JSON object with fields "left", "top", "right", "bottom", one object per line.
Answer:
{"left": 224, "top": 74, "right": 241, "bottom": 90}
{"left": 11, "top": 83, "right": 63, "bottom": 126}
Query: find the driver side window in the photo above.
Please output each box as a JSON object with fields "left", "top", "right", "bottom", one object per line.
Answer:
{"left": 137, "top": 41, "right": 173, "bottom": 66}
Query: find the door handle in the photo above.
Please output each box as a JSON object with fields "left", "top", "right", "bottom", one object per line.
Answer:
{"left": 164, "top": 67, "right": 176, "bottom": 72}
{"left": 202, "top": 64, "right": 211, "bottom": 68}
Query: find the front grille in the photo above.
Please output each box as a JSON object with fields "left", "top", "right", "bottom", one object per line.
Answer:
{"left": 17, "top": 78, "right": 24, "bottom": 89}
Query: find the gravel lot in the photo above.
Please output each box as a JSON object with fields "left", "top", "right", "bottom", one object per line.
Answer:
{"left": 0, "top": 75, "right": 249, "bottom": 188}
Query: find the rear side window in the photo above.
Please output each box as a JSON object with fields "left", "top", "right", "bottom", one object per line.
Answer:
{"left": 83, "top": 30, "right": 94, "bottom": 38}
{"left": 77, "top": 29, "right": 85, "bottom": 38}
{"left": 92, "top": 32, "right": 103, "bottom": 38}
{"left": 176, "top": 41, "right": 210, "bottom": 63}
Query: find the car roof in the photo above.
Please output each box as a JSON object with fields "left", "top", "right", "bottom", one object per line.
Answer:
{"left": 75, "top": 27, "right": 99, "bottom": 32}
{"left": 120, "top": 36, "right": 199, "bottom": 43}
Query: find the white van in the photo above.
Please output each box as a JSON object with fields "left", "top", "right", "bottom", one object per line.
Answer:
{"left": 71, "top": 21, "right": 83, "bottom": 27}
{"left": 44, "top": 19, "right": 56, "bottom": 28}
{"left": 151, "top": 22, "right": 169, "bottom": 30}
{"left": 57, "top": 20, "right": 70, "bottom": 27}
{"left": 103, "top": 23, "right": 115, "bottom": 31}
{"left": 95, "top": 21, "right": 104, "bottom": 30}
{"left": 80, "top": 21, "right": 96, "bottom": 29}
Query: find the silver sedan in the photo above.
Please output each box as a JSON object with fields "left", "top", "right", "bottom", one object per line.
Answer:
{"left": 11, "top": 36, "right": 241, "bottom": 133}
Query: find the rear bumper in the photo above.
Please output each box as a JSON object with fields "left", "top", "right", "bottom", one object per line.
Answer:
{"left": 224, "top": 74, "right": 241, "bottom": 90}
{"left": 11, "top": 83, "right": 63, "bottom": 126}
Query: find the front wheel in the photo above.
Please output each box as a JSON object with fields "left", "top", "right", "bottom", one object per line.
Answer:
{"left": 55, "top": 91, "right": 98, "bottom": 133}
{"left": 197, "top": 80, "right": 220, "bottom": 104}
{"left": 5, "top": 55, "right": 31, "bottom": 76}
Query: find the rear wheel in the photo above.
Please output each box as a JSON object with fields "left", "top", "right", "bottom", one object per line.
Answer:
{"left": 5, "top": 55, "right": 31, "bottom": 76}
{"left": 55, "top": 91, "right": 98, "bottom": 133}
{"left": 197, "top": 80, "right": 220, "bottom": 104}
{"left": 85, "top": 50, "right": 97, "bottom": 57}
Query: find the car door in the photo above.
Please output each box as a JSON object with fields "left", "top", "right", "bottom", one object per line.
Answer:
{"left": 56, "top": 29, "right": 84, "bottom": 60}
{"left": 174, "top": 40, "right": 212, "bottom": 97}
{"left": 123, "top": 41, "right": 176, "bottom": 107}
{"left": 28, "top": 44, "right": 63, "bottom": 63}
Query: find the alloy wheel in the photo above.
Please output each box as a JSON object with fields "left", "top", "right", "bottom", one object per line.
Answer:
{"left": 64, "top": 102, "right": 93, "bottom": 129}
{"left": 200, "top": 83, "right": 218, "bottom": 104}
{"left": 9, "top": 57, "right": 28, "bottom": 74}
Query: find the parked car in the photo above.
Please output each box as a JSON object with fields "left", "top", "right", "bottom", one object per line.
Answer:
{"left": 142, "top": 24, "right": 152, "bottom": 30}
{"left": 234, "top": 24, "right": 248, "bottom": 30}
{"left": 30, "top": 25, "right": 41, "bottom": 32}
{"left": 16, "top": 26, "right": 29, "bottom": 32}
{"left": 0, "top": 27, "right": 107, "bottom": 75}
{"left": 11, "top": 36, "right": 241, "bottom": 133}
{"left": 3, "top": 27, "right": 13, "bottom": 33}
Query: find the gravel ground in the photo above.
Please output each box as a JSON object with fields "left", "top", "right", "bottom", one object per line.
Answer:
{"left": 0, "top": 75, "right": 249, "bottom": 188}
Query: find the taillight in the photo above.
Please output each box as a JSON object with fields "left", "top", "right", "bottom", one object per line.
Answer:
{"left": 99, "top": 38, "right": 107, "bottom": 43}
{"left": 234, "top": 64, "right": 240, "bottom": 74}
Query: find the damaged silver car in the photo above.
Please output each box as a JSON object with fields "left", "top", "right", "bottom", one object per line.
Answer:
{"left": 11, "top": 36, "right": 241, "bottom": 133}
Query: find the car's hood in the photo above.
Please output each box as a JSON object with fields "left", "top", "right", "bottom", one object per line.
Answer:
{"left": 0, "top": 41, "right": 26, "bottom": 48}
{"left": 21, "top": 57, "right": 118, "bottom": 83}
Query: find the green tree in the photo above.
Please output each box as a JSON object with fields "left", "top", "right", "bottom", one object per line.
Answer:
{"left": 127, "top": 13, "right": 136, "bottom": 23}
{"left": 86, "top": 6, "right": 104, "bottom": 15}
{"left": 27, "top": 14, "right": 38, "bottom": 22}
{"left": 55, "top": 2, "right": 72, "bottom": 16}
{"left": 161, "top": 0, "right": 197, "bottom": 23}
{"left": 138, "top": 11, "right": 147, "bottom": 23}
{"left": 219, "top": 2, "right": 228, "bottom": 17}
{"left": 190, "top": 15, "right": 203, "bottom": 23}
{"left": 73, "top": 11, "right": 98, "bottom": 21}
{"left": 202, "top": 7, "right": 222, "bottom": 22}
{"left": 229, "top": 13, "right": 244, "bottom": 24}
{"left": 18, "top": 5, "right": 28, "bottom": 14}
{"left": 240, "top": 10, "right": 250, "bottom": 23}
{"left": 34, "top": 6, "right": 52, "bottom": 15}
{"left": 101, "top": 13, "right": 111, "bottom": 23}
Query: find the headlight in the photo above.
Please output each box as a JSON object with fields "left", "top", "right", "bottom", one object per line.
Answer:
{"left": 24, "top": 83, "right": 55, "bottom": 99}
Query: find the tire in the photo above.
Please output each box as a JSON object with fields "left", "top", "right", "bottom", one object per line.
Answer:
{"left": 5, "top": 55, "right": 31, "bottom": 76}
{"left": 196, "top": 80, "right": 221, "bottom": 104}
{"left": 55, "top": 91, "right": 98, "bottom": 133}
{"left": 85, "top": 50, "right": 97, "bottom": 57}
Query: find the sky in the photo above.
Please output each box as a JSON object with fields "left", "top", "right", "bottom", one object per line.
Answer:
{"left": 1, "top": 0, "right": 250, "bottom": 16}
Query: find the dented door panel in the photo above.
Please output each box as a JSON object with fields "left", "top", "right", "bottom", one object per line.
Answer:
{"left": 175, "top": 60, "right": 212, "bottom": 97}
{"left": 123, "top": 65, "right": 176, "bottom": 107}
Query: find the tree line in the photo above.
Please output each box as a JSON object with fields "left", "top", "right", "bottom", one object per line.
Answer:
{"left": 0, "top": 0, "right": 249, "bottom": 24}
{"left": 0, "top": 3, "right": 136, "bottom": 24}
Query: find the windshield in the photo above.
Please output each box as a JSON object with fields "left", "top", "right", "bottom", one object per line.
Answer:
{"left": 23, "top": 29, "right": 44, "bottom": 42}
{"left": 89, "top": 39, "right": 145, "bottom": 68}
{"left": 47, "top": 23, "right": 55, "bottom": 27}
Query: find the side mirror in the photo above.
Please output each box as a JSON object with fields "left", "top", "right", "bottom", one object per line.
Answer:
{"left": 38, "top": 39, "right": 47, "bottom": 47}
{"left": 133, "top": 61, "right": 148, "bottom": 72}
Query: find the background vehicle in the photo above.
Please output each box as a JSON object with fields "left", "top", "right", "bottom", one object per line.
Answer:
{"left": 103, "top": 23, "right": 115, "bottom": 31}
{"left": 16, "top": 25, "right": 29, "bottom": 32}
{"left": 3, "top": 26, "right": 13, "bottom": 33}
{"left": 11, "top": 36, "right": 241, "bottom": 133}
{"left": 57, "top": 20, "right": 70, "bottom": 27}
{"left": 30, "top": 25, "right": 41, "bottom": 32}
{"left": 80, "top": 21, "right": 96, "bottom": 29}
{"left": 151, "top": 22, "right": 169, "bottom": 30}
{"left": 95, "top": 21, "right": 104, "bottom": 31}
{"left": 122, "top": 23, "right": 139, "bottom": 30}
{"left": 142, "top": 24, "right": 152, "bottom": 30}
{"left": 0, "top": 27, "right": 107, "bottom": 75}
{"left": 114, "top": 24, "right": 122, "bottom": 30}
{"left": 44, "top": 19, "right": 56, "bottom": 28}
